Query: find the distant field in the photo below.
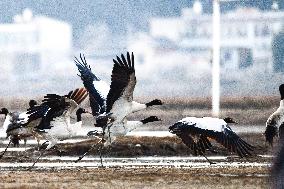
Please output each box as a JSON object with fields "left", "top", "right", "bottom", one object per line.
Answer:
{"left": 0, "top": 96, "right": 278, "bottom": 127}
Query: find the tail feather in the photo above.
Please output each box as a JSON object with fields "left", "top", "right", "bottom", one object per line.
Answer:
{"left": 77, "top": 92, "right": 89, "bottom": 104}
{"left": 68, "top": 88, "right": 88, "bottom": 105}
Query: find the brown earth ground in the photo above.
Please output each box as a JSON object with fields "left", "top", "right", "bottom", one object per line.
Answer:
{"left": 0, "top": 167, "right": 269, "bottom": 189}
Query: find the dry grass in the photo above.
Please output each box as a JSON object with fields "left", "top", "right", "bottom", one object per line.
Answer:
{"left": 0, "top": 167, "right": 269, "bottom": 189}
{"left": 137, "top": 96, "right": 279, "bottom": 109}
{"left": 0, "top": 95, "right": 279, "bottom": 110}
{"left": 0, "top": 96, "right": 277, "bottom": 130}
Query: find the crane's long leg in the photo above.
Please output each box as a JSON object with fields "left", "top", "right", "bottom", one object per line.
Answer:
{"left": 97, "top": 123, "right": 112, "bottom": 167}
{"left": 196, "top": 146, "right": 216, "bottom": 165}
{"left": 37, "top": 139, "right": 41, "bottom": 151}
{"left": 202, "top": 152, "right": 216, "bottom": 165}
{"left": 0, "top": 140, "right": 12, "bottom": 159}
{"left": 98, "top": 126, "right": 110, "bottom": 168}
{"left": 28, "top": 141, "right": 48, "bottom": 170}
{"left": 28, "top": 150, "right": 44, "bottom": 170}
{"left": 22, "top": 138, "right": 30, "bottom": 158}
{"left": 200, "top": 150, "right": 216, "bottom": 165}
{"left": 77, "top": 122, "right": 111, "bottom": 165}
{"left": 75, "top": 138, "right": 102, "bottom": 163}
{"left": 98, "top": 141, "right": 103, "bottom": 167}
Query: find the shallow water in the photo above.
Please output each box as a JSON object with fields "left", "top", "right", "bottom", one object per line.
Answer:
{"left": 0, "top": 147, "right": 31, "bottom": 152}
{"left": 0, "top": 156, "right": 270, "bottom": 170}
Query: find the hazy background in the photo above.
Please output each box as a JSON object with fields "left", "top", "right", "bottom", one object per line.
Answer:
{"left": 0, "top": 0, "right": 284, "bottom": 98}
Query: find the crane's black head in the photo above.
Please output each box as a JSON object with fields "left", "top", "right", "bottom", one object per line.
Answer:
{"left": 76, "top": 108, "right": 88, "bottom": 122}
{"left": 29, "top": 100, "right": 37, "bottom": 108}
{"left": 169, "top": 122, "right": 187, "bottom": 135}
{"left": 168, "top": 124, "right": 176, "bottom": 133}
{"left": 141, "top": 116, "right": 161, "bottom": 124}
{"left": 146, "top": 99, "right": 163, "bottom": 107}
{"left": 0, "top": 108, "right": 9, "bottom": 116}
{"left": 223, "top": 117, "right": 237, "bottom": 124}
{"left": 76, "top": 108, "right": 86, "bottom": 115}
{"left": 279, "top": 84, "right": 284, "bottom": 100}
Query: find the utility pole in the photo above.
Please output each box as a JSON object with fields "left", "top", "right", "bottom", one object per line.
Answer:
{"left": 212, "top": 0, "right": 221, "bottom": 117}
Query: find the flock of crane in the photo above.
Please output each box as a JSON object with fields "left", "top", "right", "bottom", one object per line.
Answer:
{"left": 0, "top": 51, "right": 282, "bottom": 168}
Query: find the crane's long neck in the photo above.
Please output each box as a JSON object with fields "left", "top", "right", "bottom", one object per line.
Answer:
{"left": 2, "top": 112, "right": 8, "bottom": 119}
{"left": 124, "top": 121, "right": 143, "bottom": 133}
{"left": 77, "top": 113, "right": 82, "bottom": 122}
{"left": 131, "top": 101, "right": 146, "bottom": 113}
{"left": 280, "top": 100, "right": 284, "bottom": 108}
{"left": 3, "top": 114, "right": 11, "bottom": 132}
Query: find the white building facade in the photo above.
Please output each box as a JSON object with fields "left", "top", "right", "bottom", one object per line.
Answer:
{"left": 129, "top": 7, "right": 284, "bottom": 72}
{"left": 127, "top": 7, "right": 284, "bottom": 97}
{"left": 0, "top": 9, "right": 73, "bottom": 96}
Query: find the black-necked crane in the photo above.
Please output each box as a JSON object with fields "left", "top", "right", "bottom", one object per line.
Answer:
{"left": 74, "top": 52, "right": 162, "bottom": 162}
{"left": 265, "top": 84, "right": 284, "bottom": 146}
{"left": 75, "top": 52, "right": 162, "bottom": 128}
{"left": 28, "top": 88, "right": 88, "bottom": 148}
{"left": 74, "top": 54, "right": 109, "bottom": 116}
{"left": 169, "top": 117, "right": 254, "bottom": 164}
{"left": 10, "top": 88, "right": 89, "bottom": 167}
{"left": 104, "top": 52, "right": 162, "bottom": 126}
{"left": 0, "top": 99, "right": 41, "bottom": 158}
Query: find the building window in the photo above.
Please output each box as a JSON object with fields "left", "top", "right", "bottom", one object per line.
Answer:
{"left": 224, "top": 51, "right": 232, "bottom": 61}
{"left": 238, "top": 48, "right": 253, "bottom": 69}
{"left": 235, "top": 25, "right": 247, "bottom": 37}
{"left": 262, "top": 25, "right": 270, "bottom": 36}
{"left": 255, "top": 23, "right": 270, "bottom": 37}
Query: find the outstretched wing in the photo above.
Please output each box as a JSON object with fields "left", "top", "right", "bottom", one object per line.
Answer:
{"left": 205, "top": 126, "right": 254, "bottom": 157}
{"left": 74, "top": 54, "right": 109, "bottom": 115}
{"left": 176, "top": 133, "right": 202, "bottom": 156}
{"left": 24, "top": 105, "right": 50, "bottom": 125}
{"left": 170, "top": 120, "right": 254, "bottom": 157}
{"left": 170, "top": 121, "right": 213, "bottom": 155}
{"left": 27, "top": 88, "right": 88, "bottom": 130}
{"left": 106, "top": 52, "right": 136, "bottom": 113}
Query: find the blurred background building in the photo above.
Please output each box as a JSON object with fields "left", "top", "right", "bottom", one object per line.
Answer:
{"left": 0, "top": 9, "right": 73, "bottom": 95}
{"left": 128, "top": 5, "right": 284, "bottom": 97}
{"left": 0, "top": 1, "right": 284, "bottom": 97}
{"left": 134, "top": 7, "right": 284, "bottom": 72}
